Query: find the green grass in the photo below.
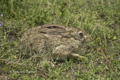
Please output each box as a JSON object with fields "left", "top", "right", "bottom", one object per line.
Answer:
{"left": 0, "top": 0, "right": 120, "bottom": 79}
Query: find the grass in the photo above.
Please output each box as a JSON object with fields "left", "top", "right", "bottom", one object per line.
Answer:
{"left": 0, "top": 0, "right": 120, "bottom": 79}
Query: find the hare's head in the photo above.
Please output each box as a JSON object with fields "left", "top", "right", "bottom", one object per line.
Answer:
{"left": 65, "top": 27, "right": 90, "bottom": 43}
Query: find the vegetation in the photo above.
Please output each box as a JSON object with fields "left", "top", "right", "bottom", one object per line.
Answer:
{"left": 0, "top": 0, "right": 120, "bottom": 79}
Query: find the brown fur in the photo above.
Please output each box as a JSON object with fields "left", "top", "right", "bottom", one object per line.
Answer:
{"left": 20, "top": 25, "right": 90, "bottom": 61}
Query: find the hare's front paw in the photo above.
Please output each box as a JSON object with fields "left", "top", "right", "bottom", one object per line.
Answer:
{"left": 70, "top": 54, "right": 88, "bottom": 62}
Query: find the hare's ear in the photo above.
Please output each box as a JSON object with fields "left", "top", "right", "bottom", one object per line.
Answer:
{"left": 78, "top": 31, "right": 84, "bottom": 38}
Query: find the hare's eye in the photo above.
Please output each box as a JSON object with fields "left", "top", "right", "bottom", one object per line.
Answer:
{"left": 78, "top": 32, "right": 84, "bottom": 38}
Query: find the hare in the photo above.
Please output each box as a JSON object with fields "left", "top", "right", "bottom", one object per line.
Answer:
{"left": 20, "top": 25, "right": 90, "bottom": 62}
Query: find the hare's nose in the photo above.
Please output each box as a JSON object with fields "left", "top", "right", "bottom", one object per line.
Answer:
{"left": 84, "top": 36, "right": 90, "bottom": 42}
